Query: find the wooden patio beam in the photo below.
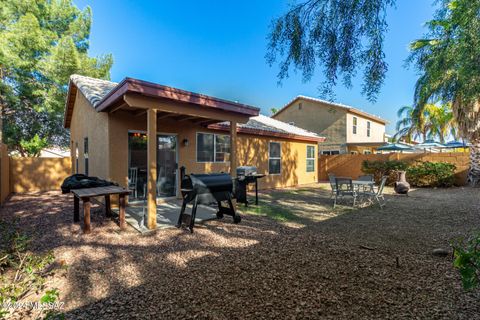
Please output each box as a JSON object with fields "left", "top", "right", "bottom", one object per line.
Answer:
{"left": 147, "top": 108, "right": 157, "bottom": 229}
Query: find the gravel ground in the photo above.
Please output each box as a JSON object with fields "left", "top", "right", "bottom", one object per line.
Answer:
{"left": 2, "top": 185, "right": 480, "bottom": 319}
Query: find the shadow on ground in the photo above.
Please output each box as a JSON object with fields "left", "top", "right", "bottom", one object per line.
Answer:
{"left": 2, "top": 185, "right": 480, "bottom": 319}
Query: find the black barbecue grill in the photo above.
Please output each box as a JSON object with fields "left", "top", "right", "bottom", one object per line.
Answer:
{"left": 236, "top": 166, "right": 265, "bottom": 206}
{"left": 177, "top": 168, "right": 241, "bottom": 232}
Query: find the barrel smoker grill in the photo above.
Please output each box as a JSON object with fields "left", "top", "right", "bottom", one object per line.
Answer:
{"left": 177, "top": 172, "right": 241, "bottom": 232}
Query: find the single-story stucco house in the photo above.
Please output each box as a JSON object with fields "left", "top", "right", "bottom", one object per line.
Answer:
{"left": 64, "top": 75, "right": 324, "bottom": 229}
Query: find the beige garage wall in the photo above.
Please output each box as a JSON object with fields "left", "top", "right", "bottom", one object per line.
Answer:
{"left": 10, "top": 157, "right": 72, "bottom": 193}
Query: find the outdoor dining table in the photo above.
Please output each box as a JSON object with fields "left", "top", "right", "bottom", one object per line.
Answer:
{"left": 352, "top": 180, "right": 375, "bottom": 192}
{"left": 71, "top": 186, "right": 130, "bottom": 234}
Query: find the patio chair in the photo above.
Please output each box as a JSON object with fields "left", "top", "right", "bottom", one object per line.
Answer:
{"left": 357, "top": 174, "right": 374, "bottom": 192}
{"left": 364, "top": 176, "right": 388, "bottom": 208}
{"left": 328, "top": 173, "right": 337, "bottom": 198}
{"left": 334, "top": 177, "right": 358, "bottom": 208}
{"left": 128, "top": 167, "right": 138, "bottom": 199}
{"left": 358, "top": 174, "right": 374, "bottom": 181}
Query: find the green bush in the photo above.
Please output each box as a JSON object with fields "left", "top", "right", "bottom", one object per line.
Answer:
{"left": 362, "top": 159, "right": 456, "bottom": 188}
{"left": 361, "top": 160, "right": 409, "bottom": 185}
{"left": 453, "top": 233, "right": 480, "bottom": 290}
{"left": 406, "top": 161, "right": 456, "bottom": 187}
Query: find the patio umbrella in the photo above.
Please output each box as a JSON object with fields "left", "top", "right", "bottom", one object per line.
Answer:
{"left": 376, "top": 143, "right": 414, "bottom": 152}
{"left": 444, "top": 140, "right": 468, "bottom": 148}
{"left": 416, "top": 139, "right": 446, "bottom": 149}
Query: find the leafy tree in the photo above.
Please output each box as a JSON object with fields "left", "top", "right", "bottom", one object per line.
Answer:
{"left": 270, "top": 107, "right": 279, "bottom": 115}
{"left": 266, "top": 0, "right": 395, "bottom": 103}
{"left": 428, "top": 103, "right": 458, "bottom": 143}
{"left": 409, "top": 0, "right": 480, "bottom": 182}
{"left": 394, "top": 104, "right": 434, "bottom": 143}
{"left": 0, "top": 0, "right": 113, "bottom": 156}
{"left": 395, "top": 103, "right": 458, "bottom": 143}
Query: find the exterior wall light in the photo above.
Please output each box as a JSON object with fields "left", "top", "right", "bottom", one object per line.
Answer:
{"left": 182, "top": 138, "right": 189, "bottom": 147}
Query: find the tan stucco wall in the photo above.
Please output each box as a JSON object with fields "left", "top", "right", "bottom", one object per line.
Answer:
{"left": 273, "top": 98, "right": 386, "bottom": 154}
{"left": 69, "top": 90, "right": 109, "bottom": 179}
{"left": 237, "top": 134, "right": 317, "bottom": 189}
{"left": 107, "top": 110, "right": 317, "bottom": 193}
{"left": 273, "top": 98, "right": 347, "bottom": 153}
{"left": 10, "top": 157, "right": 72, "bottom": 193}
{"left": 346, "top": 113, "right": 385, "bottom": 143}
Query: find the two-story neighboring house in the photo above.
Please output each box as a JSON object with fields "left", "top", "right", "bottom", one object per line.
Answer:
{"left": 272, "top": 96, "right": 388, "bottom": 155}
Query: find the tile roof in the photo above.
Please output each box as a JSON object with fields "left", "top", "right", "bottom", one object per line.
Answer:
{"left": 242, "top": 115, "right": 321, "bottom": 138}
{"left": 70, "top": 74, "right": 117, "bottom": 107}
{"left": 213, "top": 114, "right": 324, "bottom": 141}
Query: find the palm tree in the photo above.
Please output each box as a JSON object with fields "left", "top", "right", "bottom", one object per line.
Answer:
{"left": 409, "top": 0, "right": 480, "bottom": 183}
{"left": 394, "top": 104, "right": 434, "bottom": 143}
{"left": 428, "top": 103, "right": 458, "bottom": 143}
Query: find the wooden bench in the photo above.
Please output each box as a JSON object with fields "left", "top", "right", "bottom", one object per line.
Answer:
{"left": 72, "top": 186, "right": 130, "bottom": 234}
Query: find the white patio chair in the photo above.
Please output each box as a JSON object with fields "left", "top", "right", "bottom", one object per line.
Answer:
{"left": 128, "top": 167, "right": 138, "bottom": 199}
{"left": 364, "top": 176, "right": 388, "bottom": 208}
{"left": 334, "top": 177, "right": 358, "bottom": 208}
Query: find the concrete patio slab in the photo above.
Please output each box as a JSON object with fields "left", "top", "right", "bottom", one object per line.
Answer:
{"left": 116, "top": 200, "right": 218, "bottom": 233}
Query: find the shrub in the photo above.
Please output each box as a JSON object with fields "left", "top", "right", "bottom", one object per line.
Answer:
{"left": 407, "top": 161, "right": 456, "bottom": 187}
{"left": 453, "top": 233, "right": 480, "bottom": 290}
{"left": 361, "top": 160, "right": 409, "bottom": 185}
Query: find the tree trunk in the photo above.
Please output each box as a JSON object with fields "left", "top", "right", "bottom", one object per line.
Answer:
{"left": 468, "top": 140, "right": 480, "bottom": 186}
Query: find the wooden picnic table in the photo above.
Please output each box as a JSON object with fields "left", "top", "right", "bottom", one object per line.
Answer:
{"left": 71, "top": 186, "right": 130, "bottom": 234}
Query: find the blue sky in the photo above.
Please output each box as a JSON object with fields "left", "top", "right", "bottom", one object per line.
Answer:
{"left": 74, "top": 0, "right": 435, "bottom": 133}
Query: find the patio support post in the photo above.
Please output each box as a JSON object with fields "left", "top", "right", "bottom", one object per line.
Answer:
{"left": 230, "top": 120, "right": 237, "bottom": 177}
{"left": 147, "top": 108, "right": 157, "bottom": 229}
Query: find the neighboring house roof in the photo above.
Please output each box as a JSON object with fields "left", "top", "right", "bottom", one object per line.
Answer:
{"left": 64, "top": 75, "right": 322, "bottom": 142}
{"left": 64, "top": 74, "right": 259, "bottom": 128}
{"left": 274, "top": 95, "right": 388, "bottom": 124}
{"left": 209, "top": 114, "right": 325, "bottom": 142}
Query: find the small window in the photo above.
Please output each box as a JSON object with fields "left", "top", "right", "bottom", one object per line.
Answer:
{"left": 84, "top": 137, "right": 89, "bottom": 176}
{"left": 306, "top": 146, "right": 315, "bottom": 172}
{"left": 321, "top": 150, "right": 340, "bottom": 155}
{"left": 367, "top": 121, "right": 371, "bottom": 137}
{"left": 350, "top": 151, "right": 358, "bottom": 155}
{"left": 288, "top": 121, "right": 295, "bottom": 126}
{"left": 353, "top": 117, "right": 357, "bottom": 134}
{"left": 75, "top": 142, "right": 79, "bottom": 174}
{"left": 268, "top": 142, "right": 281, "bottom": 174}
{"left": 196, "top": 133, "right": 230, "bottom": 163}
{"left": 363, "top": 150, "right": 372, "bottom": 154}
{"left": 299, "top": 103, "right": 302, "bottom": 110}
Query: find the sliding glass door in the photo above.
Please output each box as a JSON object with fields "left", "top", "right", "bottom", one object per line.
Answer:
{"left": 128, "top": 132, "right": 178, "bottom": 201}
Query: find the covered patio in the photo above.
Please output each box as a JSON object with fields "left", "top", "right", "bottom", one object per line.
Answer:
{"left": 65, "top": 76, "right": 260, "bottom": 230}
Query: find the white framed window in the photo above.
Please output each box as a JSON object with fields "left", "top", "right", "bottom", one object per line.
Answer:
{"left": 268, "top": 142, "right": 281, "bottom": 174}
{"left": 353, "top": 116, "right": 358, "bottom": 134}
{"left": 196, "top": 132, "right": 230, "bottom": 163}
{"left": 306, "top": 145, "right": 315, "bottom": 172}
{"left": 75, "top": 142, "right": 79, "bottom": 174}
{"left": 367, "top": 121, "right": 371, "bottom": 137}
{"left": 84, "top": 137, "right": 89, "bottom": 176}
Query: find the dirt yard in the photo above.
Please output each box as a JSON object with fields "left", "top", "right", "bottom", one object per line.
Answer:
{"left": 1, "top": 185, "right": 480, "bottom": 319}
